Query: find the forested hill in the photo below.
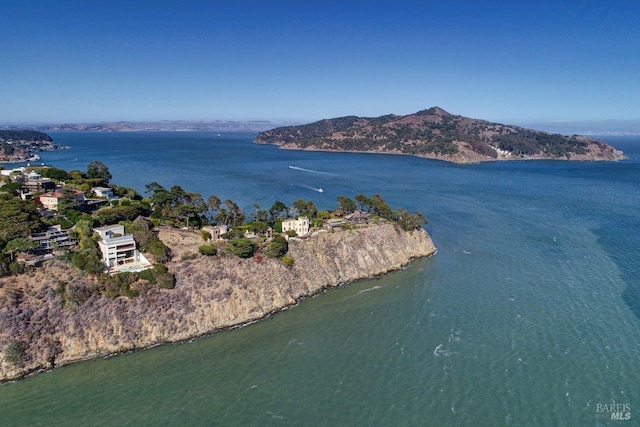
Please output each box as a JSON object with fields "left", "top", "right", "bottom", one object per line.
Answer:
{"left": 254, "top": 107, "right": 625, "bottom": 164}
{"left": 0, "top": 130, "right": 53, "bottom": 143}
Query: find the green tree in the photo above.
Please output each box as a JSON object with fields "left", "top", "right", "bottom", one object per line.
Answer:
{"left": 86, "top": 160, "right": 112, "bottom": 183}
{"left": 266, "top": 235, "right": 288, "bottom": 258}
{"left": 337, "top": 195, "right": 356, "bottom": 214}
{"left": 228, "top": 238, "right": 256, "bottom": 258}
{"left": 205, "top": 194, "right": 221, "bottom": 224}
{"left": 268, "top": 201, "right": 287, "bottom": 223}
{"left": 292, "top": 199, "right": 317, "bottom": 218}
{"left": 355, "top": 194, "right": 374, "bottom": 212}
{"left": 0, "top": 199, "right": 42, "bottom": 241}
{"left": 371, "top": 194, "right": 393, "bottom": 220}
{"left": 4, "top": 238, "right": 39, "bottom": 262}
{"left": 40, "top": 167, "right": 69, "bottom": 181}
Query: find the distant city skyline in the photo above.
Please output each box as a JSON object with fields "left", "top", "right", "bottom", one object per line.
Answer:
{"left": 2, "top": 1, "right": 639, "bottom": 127}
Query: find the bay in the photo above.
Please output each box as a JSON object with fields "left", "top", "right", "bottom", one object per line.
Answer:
{"left": 1, "top": 132, "right": 639, "bottom": 426}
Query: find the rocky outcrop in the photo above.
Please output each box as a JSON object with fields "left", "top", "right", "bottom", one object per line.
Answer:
{"left": 0, "top": 223, "right": 435, "bottom": 382}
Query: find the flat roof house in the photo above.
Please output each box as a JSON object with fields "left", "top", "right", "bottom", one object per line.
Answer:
{"left": 94, "top": 224, "right": 151, "bottom": 273}
{"left": 282, "top": 216, "right": 309, "bottom": 237}
{"left": 202, "top": 224, "right": 229, "bottom": 241}
{"left": 92, "top": 187, "right": 118, "bottom": 201}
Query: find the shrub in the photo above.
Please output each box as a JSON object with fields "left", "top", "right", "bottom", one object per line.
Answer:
{"left": 229, "top": 238, "right": 256, "bottom": 258}
{"left": 181, "top": 251, "right": 198, "bottom": 260}
{"left": 3, "top": 340, "right": 23, "bottom": 365}
{"left": 8, "top": 262, "right": 24, "bottom": 275}
{"left": 198, "top": 245, "right": 217, "bottom": 256}
{"left": 281, "top": 256, "right": 294, "bottom": 268}
{"left": 266, "top": 235, "right": 288, "bottom": 258}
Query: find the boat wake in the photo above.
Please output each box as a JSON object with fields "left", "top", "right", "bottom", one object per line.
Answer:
{"left": 289, "top": 165, "right": 337, "bottom": 176}
{"left": 300, "top": 184, "right": 324, "bottom": 193}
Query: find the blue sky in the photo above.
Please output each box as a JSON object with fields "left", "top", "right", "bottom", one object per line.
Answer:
{"left": 1, "top": 1, "right": 639, "bottom": 125}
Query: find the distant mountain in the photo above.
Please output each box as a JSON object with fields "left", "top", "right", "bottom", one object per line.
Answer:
{"left": 15, "top": 120, "right": 284, "bottom": 133}
{"left": 254, "top": 107, "right": 626, "bottom": 164}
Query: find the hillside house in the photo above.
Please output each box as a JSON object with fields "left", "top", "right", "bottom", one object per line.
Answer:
{"left": 38, "top": 189, "right": 85, "bottom": 211}
{"left": 29, "top": 225, "right": 76, "bottom": 251}
{"left": 282, "top": 216, "right": 309, "bottom": 236}
{"left": 345, "top": 210, "right": 371, "bottom": 223}
{"left": 202, "top": 225, "right": 229, "bottom": 241}
{"left": 92, "top": 186, "right": 117, "bottom": 200}
{"left": 94, "top": 224, "right": 151, "bottom": 273}
{"left": 23, "top": 171, "right": 56, "bottom": 193}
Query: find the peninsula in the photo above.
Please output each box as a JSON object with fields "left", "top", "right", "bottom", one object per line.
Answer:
{"left": 254, "top": 107, "right": 626, "bottom": 164}
{"left": 0, "top": 223, "right": 434, "bottom": 382}
{"left": 0, "top": 161, "right": 435, "bottom": 381}
{"left": 0, "top": 130, "right": 64, "bottom": 163}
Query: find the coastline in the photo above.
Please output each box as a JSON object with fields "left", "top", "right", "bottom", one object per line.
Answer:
{"left": 0, "top": 222, "right": 436, "bottom": 382}
{"left": 256, "top": 141, "right": 626, "bottom": 164}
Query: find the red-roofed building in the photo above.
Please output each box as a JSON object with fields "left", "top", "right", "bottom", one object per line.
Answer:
{"left": 38, "top": 189, "right": 85, "bottom": 211}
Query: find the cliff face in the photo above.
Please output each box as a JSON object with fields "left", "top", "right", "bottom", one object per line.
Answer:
{"left": 0, "top": 223, "right": 435, "bottom": 382}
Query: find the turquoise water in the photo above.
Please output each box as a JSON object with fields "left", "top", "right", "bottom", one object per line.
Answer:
{"left": 1, "top": 133, "right": 639, "bottom": 426}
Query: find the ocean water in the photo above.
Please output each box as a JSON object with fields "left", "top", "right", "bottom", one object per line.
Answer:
{"left": 1, "top": 132, "right": 639, "bottom": 426}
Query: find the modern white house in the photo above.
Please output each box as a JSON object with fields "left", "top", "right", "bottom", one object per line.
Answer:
{"left": 202, "top": 224, "right": 229, "bottom": 240}
{"left": 94, "top": 224, "right": 151, "bottom": 273}
{"left": 92, "top": 186, "right": 116, "bottom": 200}
{"left": 282, "top": 216, "right": 310, "bottom": 236}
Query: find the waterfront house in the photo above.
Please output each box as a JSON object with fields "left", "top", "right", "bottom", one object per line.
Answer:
{"left": 282, "top": 216, "right": 309, "bottom": 236}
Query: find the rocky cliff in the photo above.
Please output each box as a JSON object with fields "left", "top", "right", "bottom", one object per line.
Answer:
{"left": 0, "top": 223, "right": 435, "bottom": 382}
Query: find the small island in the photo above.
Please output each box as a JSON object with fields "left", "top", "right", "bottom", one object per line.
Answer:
{"left": 255, "top": 107, "right": 626, "bottom": 164}
{"left": 0, "top": 162, "right": 435, "bottom": 382}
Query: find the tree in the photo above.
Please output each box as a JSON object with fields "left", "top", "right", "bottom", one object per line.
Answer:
{"left": 394, "top": 208, "right": 428, "bottom": 231}
{"left": 292, "top": 199, "right": 316, "bottom": 218}
{"left": 205, "top": 194, "right": 221, "bottom": 223}
{"left": 371, "top": 194, "right": 393, "bottom": 220}
{"left": 217, "top": 199, "right": 245, "bottom": 226}
{"left": 355, "top": 194, "right": 374, "bottom": 212}
{"left": 228, "top": 238, "right": 256, "bottom": 258}
{"left": 337, "top": 195, "right": 356, "bottom": 214}
{"left": 266, "top": 235, "right": 288, "bottom": 258}
{"left": 268, "top": 201, "right": 287, "bottom": 223}
{"left": 0, "top": 199, "right": 42, "bottom": 241}
{"left": 86, "top": 160, "right": 112, "bottom": 183}
{"left": 40, "top": 167, "right": 69, "bottom": 181}
{"left": 4, "top": 238, "right": 39, "bottom": 261}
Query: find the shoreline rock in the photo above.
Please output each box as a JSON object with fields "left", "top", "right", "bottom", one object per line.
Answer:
{"left": 0, "top": 223, "right": 435, "bottom": 382}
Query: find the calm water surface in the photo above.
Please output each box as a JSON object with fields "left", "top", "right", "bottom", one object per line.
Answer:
{"left": 1, "top": 132, "right": 639, "bottom": 426}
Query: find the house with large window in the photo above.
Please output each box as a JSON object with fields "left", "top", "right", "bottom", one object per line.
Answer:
{"left": 94, "top": 224, "right": 151, "bottom": 273}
